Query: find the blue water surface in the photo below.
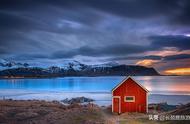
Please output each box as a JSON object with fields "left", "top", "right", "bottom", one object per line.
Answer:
{"left": 0, "top": 76, "right": 190, "bottom": 105}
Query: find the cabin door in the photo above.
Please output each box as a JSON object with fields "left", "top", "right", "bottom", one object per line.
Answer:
{"left": 113, "top": 96, "right": 120, "bottom": 114}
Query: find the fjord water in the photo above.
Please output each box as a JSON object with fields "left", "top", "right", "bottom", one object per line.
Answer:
{"left": 0, "top": 76, "right": 190, "bottom": 105}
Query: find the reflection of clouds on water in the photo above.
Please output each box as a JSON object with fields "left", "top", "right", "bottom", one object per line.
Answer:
{"left": 169, "top": 84, "right": 190, "bottom": 93}
{"left": 0, "top": 76, "right": 190, "bottom": 105}
{"left": 135, "top": 76, "right": 190, "bottom": 95}
{"left": 140, "top": 76, "right": 153, "bottom": 91}
{"left": 1, "top": 76, "right": 190, "bottom": 94}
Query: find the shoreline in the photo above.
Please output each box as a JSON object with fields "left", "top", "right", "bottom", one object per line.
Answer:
{"left": 1, "top": 93, "right": 190, "bottom": 106}
{"left": 0, "top": 75, "right": 170, "bottom": 80}
{"left": 0, "top": 75, "right": 190, "bottom": 80}
{"left": 0, "top": 99, "right": 189, "bottom": 124}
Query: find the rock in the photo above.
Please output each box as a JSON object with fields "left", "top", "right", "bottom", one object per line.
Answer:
{"left": 148, "top": 102, "right": 177, "bottom": 112}
{"left": 168, "top": 103, "right": 190, "bottom": 115}
{"left": 61, "top": 97, "right": 94, "bottom": 104}
{"left": 68, "top": 103, "right": 81, "bottom": 109}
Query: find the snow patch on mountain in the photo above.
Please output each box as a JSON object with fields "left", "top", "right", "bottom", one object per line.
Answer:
{"left": 59, "top": 60, "right": 86, "bottom": 71}
{"left": 0, "top": 59, "right": 120, "bottom": 71}
{"left": 0, "top": 59, "right": 29, "bottom": 70}
{"left": 90, "top": 62, "right": 119, "bottom": 68}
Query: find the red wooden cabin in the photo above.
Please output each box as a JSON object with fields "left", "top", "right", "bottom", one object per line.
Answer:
{"left": 112, "top": 76, "right": 148, "bottom": 114}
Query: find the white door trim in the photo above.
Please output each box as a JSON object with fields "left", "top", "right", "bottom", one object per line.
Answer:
{"left": 112, "top": 96, "right": 121, "bottom": 114}
{"left": 146, "top": 92, "right": 148, "bottom": 113}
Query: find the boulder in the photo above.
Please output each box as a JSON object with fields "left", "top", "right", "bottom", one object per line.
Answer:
{"left": 61, "top": 97, "right": 94, "bottom": 104}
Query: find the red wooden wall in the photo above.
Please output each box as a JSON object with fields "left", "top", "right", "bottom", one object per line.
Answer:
{"left": 112, "top": 77, "right": 147, "bottom": 113}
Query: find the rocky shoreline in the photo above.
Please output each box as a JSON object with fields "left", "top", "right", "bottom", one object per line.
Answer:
{"left": 0, "top": 99, "right": 104, "bottom": 124}
{"left": 61, "top": 97, "right": 94, "bottom": 104}
{"left": 0, "top": 99, "right": 189, "bottom": 124}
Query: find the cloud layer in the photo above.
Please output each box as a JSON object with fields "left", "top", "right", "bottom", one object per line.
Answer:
{"left": 0, "top": 0, "right": 190, "bottom": 73}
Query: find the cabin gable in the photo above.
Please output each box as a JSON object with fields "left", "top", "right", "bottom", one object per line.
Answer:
{"left": 112, "top": 77, "right": 148, "bottom": 94}
{"left": 113, "top": 77, "right": 147, "bottom": 96}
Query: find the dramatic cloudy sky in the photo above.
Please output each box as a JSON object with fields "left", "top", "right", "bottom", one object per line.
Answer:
{"left": 0, "top": 0, "right": 190, "bottom": 75}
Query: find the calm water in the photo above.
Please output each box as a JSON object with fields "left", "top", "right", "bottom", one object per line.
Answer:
{"left": 0, "top": 76, "right": 190, "bottom": 105}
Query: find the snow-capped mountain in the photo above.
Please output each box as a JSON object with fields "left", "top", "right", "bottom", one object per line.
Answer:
{"left": 0, "top": 59, "right": 29, "bottom": 70}
{"left": 0, "top": 59, "right": 120, "bottom": 71}
{"left": 59, "top": 60, "right": 86, "bottom": 71}
{"left": 0, "top": 59, "right": 87, "bottom": 71}
{"left": 45, "top": 60, "right": 87, "bottom": 73}
{"left": 0, "top": 59, "right": 160, "bottom": 77}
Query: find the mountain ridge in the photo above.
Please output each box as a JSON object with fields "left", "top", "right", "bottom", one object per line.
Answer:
{"left": 0, "top": 59, "right": 160, "bottom": 78}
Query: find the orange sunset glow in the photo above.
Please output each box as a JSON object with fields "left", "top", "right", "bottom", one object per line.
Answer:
{"left": 136, "top": 59, "right": 158, "bottom": 66}
{"left": 165, "top": 68, "right": 190, "bottom": 75}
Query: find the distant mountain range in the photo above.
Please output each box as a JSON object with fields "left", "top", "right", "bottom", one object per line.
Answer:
{"left": 0, "top": 59, "right": 160, "bottom": 78}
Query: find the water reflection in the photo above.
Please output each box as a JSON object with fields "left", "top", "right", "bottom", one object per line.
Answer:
{"left": 0, "top": 76, "right": 190, "bottom": 95}
{"left": 134, "top": 76, "right": 190, "bottom": 95}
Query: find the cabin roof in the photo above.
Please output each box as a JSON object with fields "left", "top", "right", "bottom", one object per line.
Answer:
{"left": 112, "top": 76, "right": 149, "bottom": 93}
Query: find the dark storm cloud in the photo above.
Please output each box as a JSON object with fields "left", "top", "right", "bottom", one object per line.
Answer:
{"left": 0, "top": 17, "right": 90, "bottom": 58}
{"left": 173, "top": 0, "right": 190, "bottom": 25}
{"left": 19, "top": 50, "right": 167, "bottom": 61}
{"left": 1, "top": 0, "right": 190, "bottom": 23}
{"left": 164, "top": 54, "right": 190, "bottom": 60}
{"left": 75, "top": 0, "right": 185, "bottom": 19}
{"left": 107, "top": 54, "right": 190, "bottom": 62}
{"left": 72, "top": 0, "right": 190, "bottom": 25}
{"left": 12, "top": 53, "right": 50, "bottom": 61}
{"left": 149, "top": 35, "right": 190, "bottom": 50}
{"left": 107, "top": 55, "right": 162, "bottom": 61}
{"left": 0, "top": 0, "right": 105, "bottom": 55}
{"left": 0, "top": 10, "right": 96, "bottom": 34}
{"left": 0, "top": 11, "right": 48, "bottom": 49}
{"left": 0, "top": 0, "right": 190, "bottom": 73}
{"left": 0, "top": 0, "right": 103, "bottom": 27}
{"left": 52, "top": 34, "right": 190, "bottom": 59}
{"left": 0, "top": 12, "right": 29, "bottom": 30}
{"left": 52, "top": 44, "right": 148, "bottom": 59}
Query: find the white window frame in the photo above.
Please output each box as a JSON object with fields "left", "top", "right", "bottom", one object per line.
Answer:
{"left": 124, "top": 96, "right": 135, "bottom": 102}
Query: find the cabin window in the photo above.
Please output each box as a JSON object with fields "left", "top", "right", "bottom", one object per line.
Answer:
{"left": 124, "top": 96, "right": 135, "bottom": 102}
